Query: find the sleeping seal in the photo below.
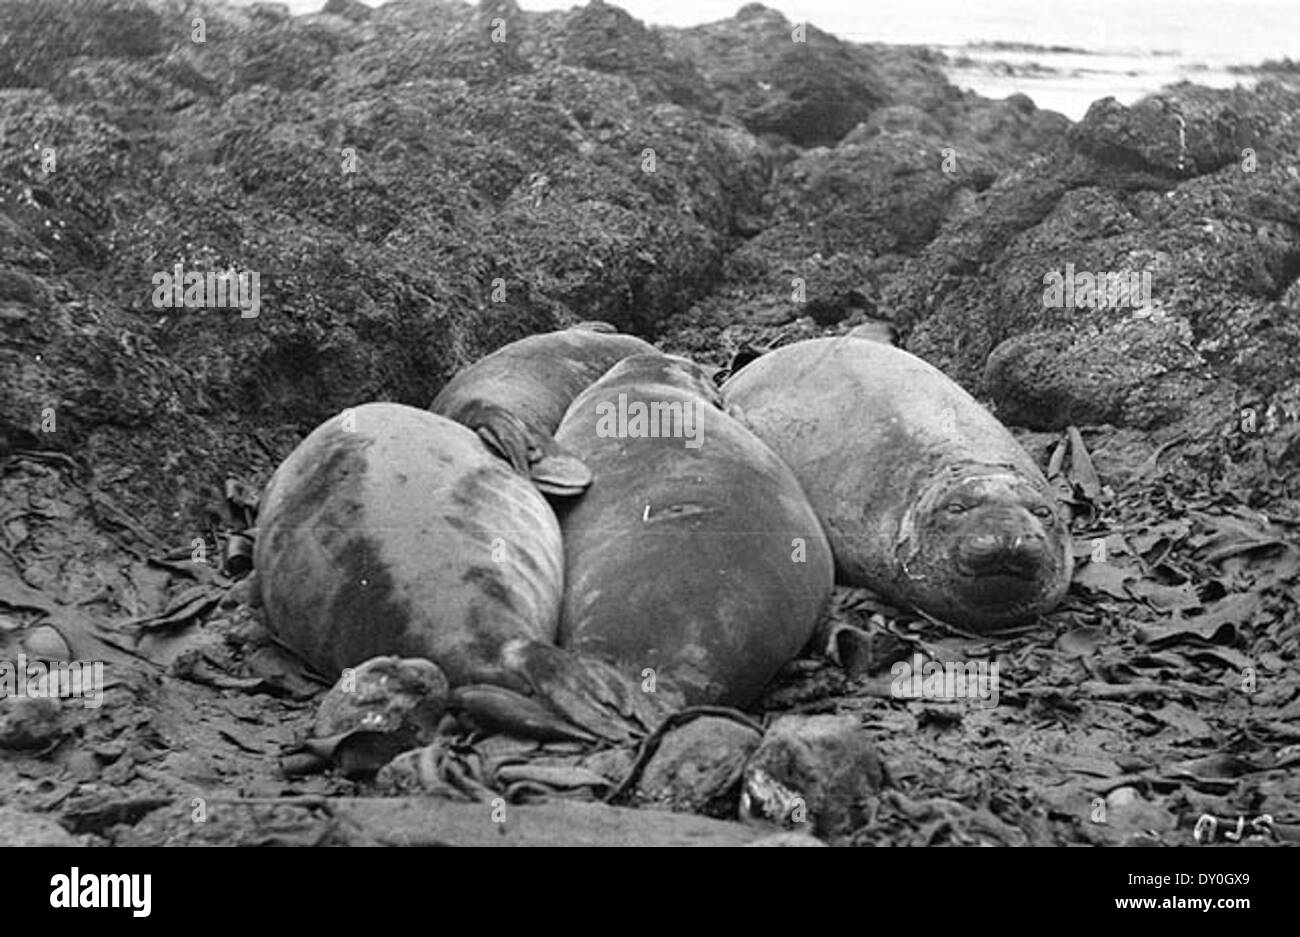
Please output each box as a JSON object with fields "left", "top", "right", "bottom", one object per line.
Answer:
{"left": 722, "top": 337, "right": 1072, "bottom": 631}
{"left": 430, "top": 324, "right": 658, "bottom": 494}
{"left": 554, "top": 354, "right": 835, "bottom": 707}
{"left": 254, "top": 402, "right": 661, "bottom": 743}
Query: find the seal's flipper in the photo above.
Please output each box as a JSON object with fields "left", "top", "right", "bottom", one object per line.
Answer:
{"left": 468, "top": 404, "right": 535, "bottom": 476}
{"left": 452, "top": 684, "right": 598, "bottom": 744}
{"left": 505, "top": 641, "right": 674, "bottom": 745}
{"left": 529, "top": 451, "right": 592, "bottom": 497}
{"left": 463, "top": 401, "right": 593, "bottom": 496}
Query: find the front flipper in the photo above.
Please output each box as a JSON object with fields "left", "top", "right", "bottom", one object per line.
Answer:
{"left": 463, "top": 401, "right": 592, "bottom": 496}
{"left": 527, "top": 450, "right": 591, "bottom": 497}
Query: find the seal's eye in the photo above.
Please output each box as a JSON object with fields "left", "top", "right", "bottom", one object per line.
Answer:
{"left": 945, "top": 502, "right": 968, "bottom": 515}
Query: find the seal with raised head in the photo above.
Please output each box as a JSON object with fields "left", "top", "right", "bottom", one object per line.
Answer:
{"left": 430, "top": 324, "right": 658, "bottom": 494}
{"left": 254, "top": 402, "right": 660, "bottom": 742}
{"left": 722, "top": 337, "right": 1072, "bottom": 631}
{"left": 554, "top": 354, "right": 835, "bottom": 707}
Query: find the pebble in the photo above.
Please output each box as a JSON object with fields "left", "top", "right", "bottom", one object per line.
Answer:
{"left": 65, "top": 748, "right": 101, "bottom": 783}
{"left": 0, "top": 697, "right": 64, "bottom": 750}
{"left": 23, "top": 624, "right": 71, "bottom": 661}
{"left": 312, "top": 656, "right": 450, "bottom": 778}
{"left": 635, "top": 716, "right": 762, "bottom": 814}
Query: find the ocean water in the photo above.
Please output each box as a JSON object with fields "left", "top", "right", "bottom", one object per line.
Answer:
{"left": 250, "top": 0, "right": 1300, "bottom": 119}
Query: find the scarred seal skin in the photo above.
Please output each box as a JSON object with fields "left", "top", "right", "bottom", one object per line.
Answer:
{"left": 555, "top": 354, "right": 835, "bottom": 707}
{"left": 722, "top": 337, "right": 1072, "bottom": 631}
{"left": 430, "top": 325, "right": 658, "bottom": 494}
{"left": 254, "top": 402, "right": 663, "bottom": 743}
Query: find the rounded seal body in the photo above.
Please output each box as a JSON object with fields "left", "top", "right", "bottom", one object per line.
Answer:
{"left": 556, "top": 355, "right": 835, "bottom": 705}
{"left": 723, "top": 337, "right": 1072, "bottom": 630}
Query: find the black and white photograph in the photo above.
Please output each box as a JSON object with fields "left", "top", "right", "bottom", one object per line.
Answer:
{"left": 0, "top": 0, "right": 1296, "bottom": 882}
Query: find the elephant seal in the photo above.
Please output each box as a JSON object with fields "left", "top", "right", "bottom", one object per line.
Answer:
{"left": 430, "top": 324, "right": 658, "bottom": 495}
{"left": 255, "top": 402, "right": 661, "bottom": 743}
{"left": 554, "top": 354, "right": 835, "bottom": 707}
{"left": 722, "top": 337, "right": 1072, "bottom": 631}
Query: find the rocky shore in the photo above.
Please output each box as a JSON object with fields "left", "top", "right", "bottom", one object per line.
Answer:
{"left": 4, "top": 0, "right": 1297, "bottom": 540}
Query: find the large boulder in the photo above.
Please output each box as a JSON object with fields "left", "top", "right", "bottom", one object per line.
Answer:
{"left": 884, "top": 82, "right": 1300, "bottom": 438}
{"left": 661, "top": 3, "right": 892, "bottom": 147}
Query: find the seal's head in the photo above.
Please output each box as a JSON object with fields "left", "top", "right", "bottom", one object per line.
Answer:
{"left": 897, "top": 468, "right": 1072, "bottom": 630}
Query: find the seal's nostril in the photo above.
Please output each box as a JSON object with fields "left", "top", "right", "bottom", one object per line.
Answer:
{"left": 960, "top": 529, "right": 1045, "bottom": 576}
{"left": 965, "top": 534, "right": 1000, "bottom": 556}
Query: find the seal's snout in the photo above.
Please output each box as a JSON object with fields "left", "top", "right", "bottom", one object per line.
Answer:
{"left": 957, "top": 529, "right": 1047, "bottom": 579}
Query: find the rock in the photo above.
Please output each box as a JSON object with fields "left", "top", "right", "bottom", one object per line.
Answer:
{"left": 741, "top": 714, "right": 885, "bottom": 837}
{"left": 959, "top": 93, "right": 1073, "bottom": 163}
{"left": 635, "top": 716, "right": 763, "bottom": 815}
{"left": 661, "top": 3, "right": 891, "bottom": 146}
{"left": 314, "top": 656, "right": 450, "bottom": 739}
{"left": 984, "top": 316, "right": 1234, "bottom": 430}
{"left": 672, "top": 119, "right": 1001, "bottom": 354}
{"left": 1106, "top": 785, "right": 1140, "bottom": 807}
{"left": 322, "top": 0, "right": 372, "bottom": 22}
{"left": 885, "top": 81, "right": 1300, "bottom": 441}
{"left": 248, "top": 2, "right": 291, "bottom": 26}
{"left": 311, "top": 657, "right": 451, "bottom": 778}
{"left": 0, "top": 0, "right": 164, "bottom": 87}
{"left": 554, "top": 0, "right": 714, "bottom": 110}
{"left": 0, "top": 696, "right": 64, "bottom": 749}
{"left": 0, "top": 0, "right": 768, "bottom": 540}
{"left": 1100, "top": 787, "right": 1178, "bottom": 836}
{"left": 849, "top": 105, "right": 944, "bottom": 140}
{"left": 845, "top": 319, "right": 898, "bottom": 344}
{"left": 0, "top": 805, "right": 79, "bottom": 846}
{"left": 154, "top": 750, "right": 220, "bottom": 785}
{"left": 65, "top": 748, "right": 102, "bottom": 783}
{"left": 22, "top": 624, "right": 71, "bottom": 661}
{"left": 768, "top": 131, "right": 1000, "bottom": 257}
{"left": 1069, "top": 89, "right": 1258, "bottom": 180}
